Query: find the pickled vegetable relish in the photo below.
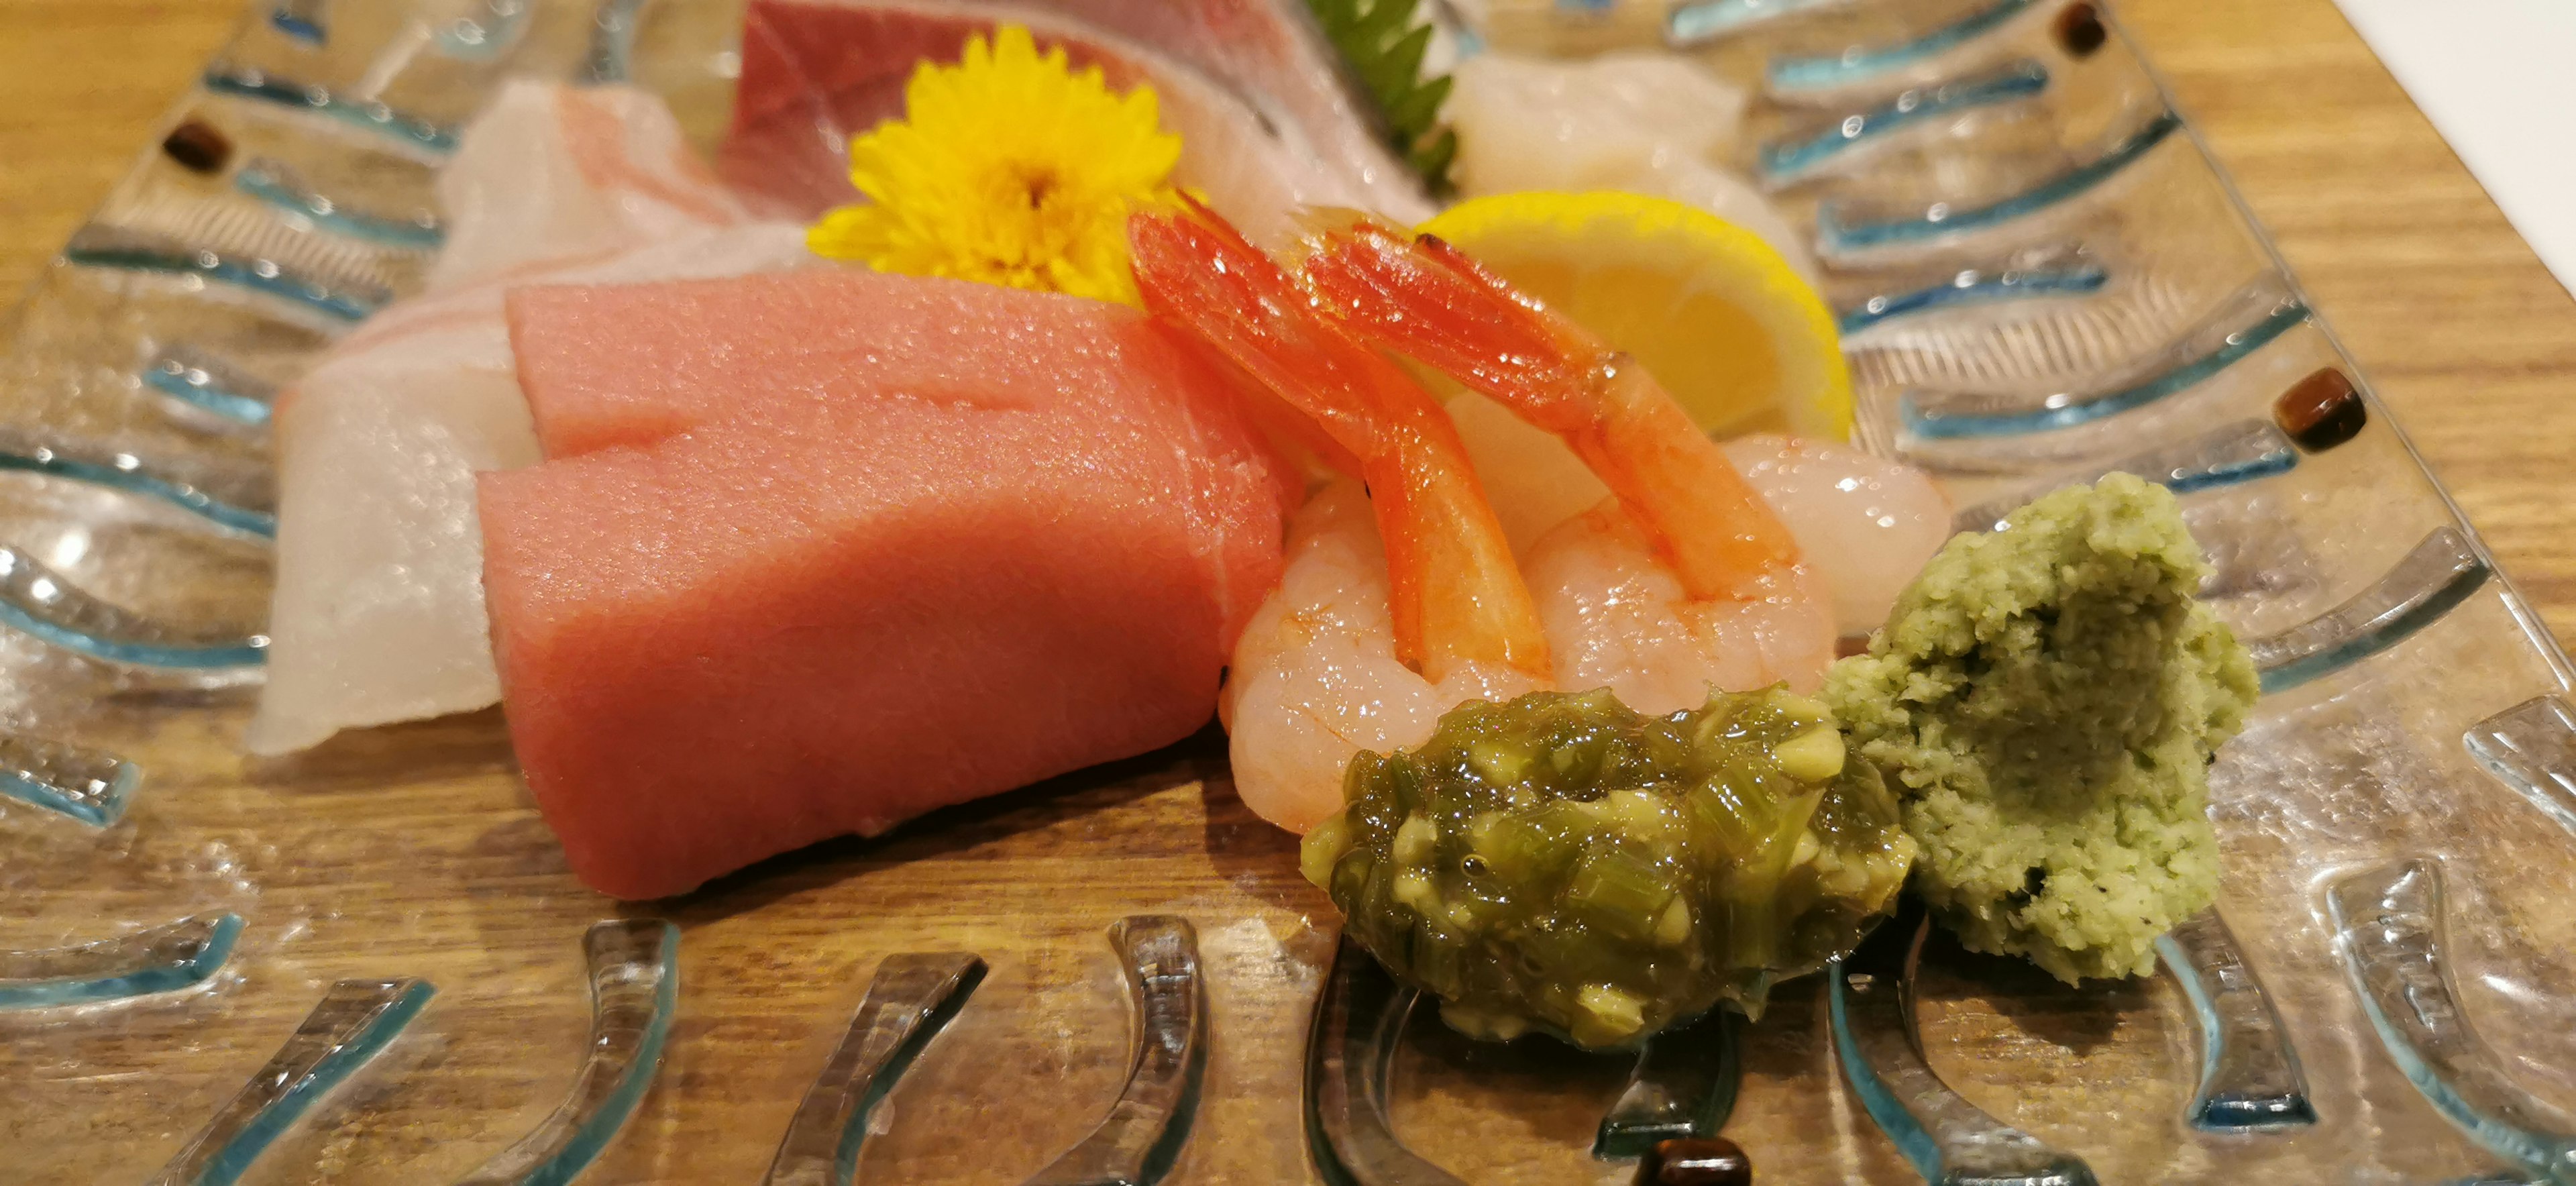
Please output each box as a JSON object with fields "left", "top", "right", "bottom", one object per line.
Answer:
{"left": 1301, "top": 686, "right": 1915, "bottom": 1049}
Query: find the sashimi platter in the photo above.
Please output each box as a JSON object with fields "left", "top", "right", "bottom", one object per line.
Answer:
{"left": 7, "top": 0, "right": 2576, "bottom": 1182}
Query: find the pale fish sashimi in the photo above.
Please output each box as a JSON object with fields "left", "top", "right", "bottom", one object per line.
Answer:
{"left": 984, "top": 0, "right": 1429, "bottom": 214}
{"left": 248, "top": 81, "right": 807, "bottom": 756}
{"left": 427, "top": 80, "right": 751, "bottom": 290}
{"left": 720, "top": 0, "right": 1430, "bottom": 241}
{"left": 1444, "top": 51, "right": 1817, "bottom": 280}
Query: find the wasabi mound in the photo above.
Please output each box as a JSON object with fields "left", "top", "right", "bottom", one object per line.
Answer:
{"left": 1826, "top": 474, "right": 2257, "bottom": 981}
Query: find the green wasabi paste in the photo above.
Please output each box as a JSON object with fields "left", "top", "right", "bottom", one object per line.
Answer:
{"left": 1826, "top": 474, "right": 2259, "bottom": 982}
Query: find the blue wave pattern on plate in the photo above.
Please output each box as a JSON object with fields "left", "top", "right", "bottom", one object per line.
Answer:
{"left": 2155, "top": 910, "right": 2317, "bottom": 1130}
{"left": 1839, "top": 262, "right": 2105, "bottom": 335}
{"left": 63, "top": 226, "right": 385, "bottom": 325}
{"left": 145, "top": 348, "right": 278, "bottom": 429}
{"left": 1947, "top": 419, "right": 2300, "bottom": 533}
{"left": 451, "top": 920, "right": 679, "bottom": 1186}
{"left": 201, "top": 65, "right": 460, "bottom": 154}
{"left": 267, "top": 0, "right": 327, "bottom": 43}
{"left": 0, "top": 544, "right": 270, "bottom": 669}
{"left": 1021, "top": 915, "right": 1207, "bottom": 1186}
{"left": 1593, "top": 1006, "right": 1741, "bottom": 1158}
{"left": 0, "top": 913, "right": 242, "bottom": 1008}
{"left": 2463, "top": 695, "right": 2576, "bottom": 837}
{"left": 0, "top": 729, "right": 142, "bottom": 826}
{"left": 1665, "top": 0, "right": 1849, "bottom": 48}
{"left": 0, "top": 443, "right": 276, "bottom": 537}
{"left": 2328, "top": 861, "right": 2576, "bottom": 1185}
{"left": 1901, "top": 282, "right": 2309, "bottom": 439}
{"left": 1306, "top": 939, "right": 1468, "bottom": 1186}
{"left": 584, "top": 0, "right": 657, "bottom": 83}
{"left": 234, "top": 159, "right": 445, "bottom": 250}
{"left": 1762, "top": 59, "right": 2051, "bottom": 185}
{"left": 2244, "top": 526, "right": 2489, "bottom": 695}
{"left": 435, "top": 0, "right": 535, "bottom": 61}
{"left": 763, "top": 952, "right": 984, "bottom": 1186}
{"left": 1820, "top": 109, "right": 2182, "bottom": 254}
{"left": 1827, "top": 908, "right": 2099, "bottom": 1186}
{"left": 1766, "top": 0, "right": 2035, "bottom": 91}
{"left": 147, "top": 977, "right": 434, "bottom": 1186}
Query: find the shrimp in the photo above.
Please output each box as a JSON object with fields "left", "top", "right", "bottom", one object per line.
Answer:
{"left": 1301, "top": 218, "right": 1838, "bottom": 712}
{"left": 1128, "top": 199, "right": 1552, "bottom": 832}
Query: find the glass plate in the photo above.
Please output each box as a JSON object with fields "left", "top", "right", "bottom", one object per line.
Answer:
{"left": 4, "top": 1, "right": 2573, "bottom": 1183}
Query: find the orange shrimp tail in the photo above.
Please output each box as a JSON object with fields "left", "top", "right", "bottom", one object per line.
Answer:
{"left": 1305, "top": 223, "right": 1803, "bottom": 603}
{"left": 1128, "top": 201, "right": 1552, "bottom": 682}
{"left": 1300, "top": 221, "right": 1598, "bottom": 434}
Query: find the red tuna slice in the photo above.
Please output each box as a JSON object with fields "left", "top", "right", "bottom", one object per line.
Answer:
{"left": 505, "top": 268, "right": 1297, "bottom": 647}
{"left": 719, "top": 0, "right": 1421, "bottom": 239}
{"left": 482, "top": 397, "right": 1254, "bottom": 900}
{"left": 511, "top": 268, "right": 1224, "bottom": 455}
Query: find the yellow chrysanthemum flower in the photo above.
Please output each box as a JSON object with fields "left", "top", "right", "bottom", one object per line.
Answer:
{"left": 806, "top": 25, "right": 1183, "bottom": 305}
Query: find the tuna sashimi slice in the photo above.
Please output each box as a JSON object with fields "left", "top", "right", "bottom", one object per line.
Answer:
{"left": 480, "top": 398, "right": 1252, "bottom": 900}
{"left": 506, "top": 268, "right": 1297, "bottom": 647}
{"left": 720, "top": 0, "right": 1429, "bottom": 239}
{"left": 511, "top": 268, "right": 1246, "bottom": 453}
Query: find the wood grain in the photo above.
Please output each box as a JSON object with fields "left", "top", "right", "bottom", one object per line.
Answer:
{"left": 0, "top": 2, "right": 2573, "bottom": 1184}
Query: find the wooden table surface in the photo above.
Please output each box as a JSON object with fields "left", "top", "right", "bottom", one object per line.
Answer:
{"left": 1, "top": 2, "right": 2574, "bottom": 1184}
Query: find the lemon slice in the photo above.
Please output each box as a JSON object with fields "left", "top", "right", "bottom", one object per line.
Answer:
{"left": 1415, "top": 191, "right": 1853, "bottom": 440}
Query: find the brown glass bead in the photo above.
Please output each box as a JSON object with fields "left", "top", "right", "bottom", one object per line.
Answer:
{"left": 2054, "top": 1, "right": 2108, "bottom": 58}
{"left": 1639, "top": 1137, "right": 1752, "bottom": 1186}
{"left": 2273, "top": 366, "right": 2368, "bottom": 451}
{"left": 162, "top": 119, "right": 232, "bottom": 174}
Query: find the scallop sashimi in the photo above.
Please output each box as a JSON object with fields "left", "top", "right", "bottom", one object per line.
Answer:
{"left": 1442, "top": 51, "right": 1815, "bottom": 280}
{"left": 482, "top": 390, "right": 1288, "bottom": 900}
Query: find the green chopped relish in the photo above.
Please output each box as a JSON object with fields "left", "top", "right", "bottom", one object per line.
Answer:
{"left": 1302, "top": 686, "right": 1916, "bottom": 1049}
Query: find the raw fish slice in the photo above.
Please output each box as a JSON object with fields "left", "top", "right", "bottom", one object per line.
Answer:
{"left": 993, "top": 0, "right": 1426, "bottom": 213}
{"left": 429, "top": 80, "right": 750, "bottom": 290}
{"left": 250, "top": 225, "right": 811, "bottom": 757}
{"left": 250, "top": 80, "right": 806, "bottom": 757}
{"left": 480, "top": 397, "right": 1265, "bottom": 900}
{"left": 722, "top": 0, "right": 1428, "bottom": 240}
{"left": 1445, "top": 52, "right": 1817, "bottom": 280}
{"left": 505, "top": 268, "right": 1295, "bottom": 647}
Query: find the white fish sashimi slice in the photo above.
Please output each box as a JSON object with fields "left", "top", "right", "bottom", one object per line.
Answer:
{"left": 1445, "top": 50, "right": 1817, "bottom": 280}
{"left": 721, "top": 0, "right": 1431, "bottom": 237}
{"left": 429, "top": 80, "right": 751, "bottom": 291}
{"left": 250, "top": 359, "right": 537, "bottom": 756}
{"left": 1000, "top": 0, "right": 1433, "bottom": 219}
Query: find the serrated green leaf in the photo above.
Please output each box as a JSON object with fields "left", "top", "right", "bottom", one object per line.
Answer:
{"left": 1307, "top": 0, "right": 1454, "bottom": 193}
{"left": 1384, "top": 72, "right": 1451, "bottom": 143}
{"left": 1409, "top": 128, "right": 1458, "bottom": 199}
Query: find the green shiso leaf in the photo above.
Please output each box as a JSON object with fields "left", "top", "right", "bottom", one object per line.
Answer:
{"left": 1307, "top": 0, "right": 1457, "bottom": 196}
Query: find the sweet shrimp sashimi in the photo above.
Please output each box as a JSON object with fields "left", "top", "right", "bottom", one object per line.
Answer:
{"left": 1130, "top": 200, "right": 1551, "bottom": 833}
{"left": 1302, "top": 218, "right": 1839, "bottom": 714}
{"left": 1447, "top": 392, "right": 1953, "bottom": 637}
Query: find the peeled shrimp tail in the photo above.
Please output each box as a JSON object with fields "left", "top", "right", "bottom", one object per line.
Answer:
{"left": 1302, "top": 221, "right": 1802, "bottom": 603}
{"left": 1129, "top": 199, "right": 1552, "bottom": 683}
